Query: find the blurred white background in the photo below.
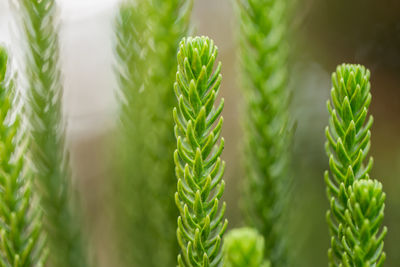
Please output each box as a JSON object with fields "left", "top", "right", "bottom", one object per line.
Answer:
{"left": 0, "top": 0, "right": 237, "bottom": 138}
{"left": 0, "top": 0, "right": 238, "bottom": 139}
{"left": 0, "top": 0, "right": 120, "bottom": 139}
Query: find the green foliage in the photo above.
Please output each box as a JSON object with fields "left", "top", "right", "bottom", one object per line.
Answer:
{"left": 236, "top": 0, "right": 292, "bottom": 265}
{"left": 0, "top": 50, "right": 6, "bottom": 82}
{"left": 16, "top": 1, "right": 88, "bottom": 266}
{"left": 0, "top": 47, "right": 47, "bottom": 266}
{"left": 112, "top": 0, "right": 192, "bottom": 266}
{"left": 223, "top": 228, "right": 270, "bottom": 267}
{"left": 342, "top": 180, "right": 386, "bottom": 266}
{"left": 174, "top": 36, "right": 228, "bottom": 267}
{"left": 325, "top": 64, "right": 386, "bottom": 266}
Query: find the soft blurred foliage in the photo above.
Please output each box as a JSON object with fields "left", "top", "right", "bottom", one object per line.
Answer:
{"left": 109, "top": 1, "right": 191, "bottom": 266}
{"left": 1, "top": 0, "right": 399, "bottom": 266}
{"left": 236, "top": 0, "right": 292, "bottom": 265}
{"left": 224, "top": 228, "right": 269, "bottom": 267}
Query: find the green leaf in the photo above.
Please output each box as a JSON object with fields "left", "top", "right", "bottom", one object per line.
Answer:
{"left": 325, "top": 64, "right": 386, "bottom": 266}
{"left": 174, "top": 36, "right": 226, "bottom": 267}
{"left": 236, "top": 0, "right": 293, "bottom": 265}
{"left": 111, "top": 2, "right": 192, "bottom": 265}
{"left": 0, "top": 45, "right": 46, "bottom": 266}
{"left": 0, "top": 47, "right": 7, "bottom": 82}
{"left": 223, "top": 228, "right": 267, "bottom": 267}
{"left": 16, "top": 1, "right": 89, "bottom": 266}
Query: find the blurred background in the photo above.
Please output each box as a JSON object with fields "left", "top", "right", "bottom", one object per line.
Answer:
{"left": 0, "top": 0, "right": 399, "bottom": 266}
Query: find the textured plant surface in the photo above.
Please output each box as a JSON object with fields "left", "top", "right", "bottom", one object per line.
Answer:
{"left": 16, "top": 1, "right": 88, "bottom": 266}
{"left": 223, "top": 228, "right": 269, "bottom": 267}
{"left": 174, "top": 36, "right": 228, "bottom": 267}
{"left": 0, "top": 46, "right": 47, "bottom": 267}
{"left": 342, "top": 180, "right": 386, "bottom": 266}
{"left": 325, "top": 64, "right": 386, "bottom": 266}
{"left": 236, "top": 0, "right": 292, "bottom": 265}
{"left": 112, "top": 0, "right": 192, "bottom": 266}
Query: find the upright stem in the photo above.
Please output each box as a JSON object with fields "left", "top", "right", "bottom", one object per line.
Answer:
{"left": 17, "top": 1, "right": 89, "bottom": 266}
{"left": 174, "top": 36, "right": 228, "bottom": 267}
{"left": 236, "top": 0, "right": 292, "bottom": 265}
{"left": 112, "top": 0, "right": 192, "bottom": 266}
{"left": 0, "top": 46, "right": 47, "bottom": 267}
{"left": 325, "top": 64, "right": 386, "bottom": 266}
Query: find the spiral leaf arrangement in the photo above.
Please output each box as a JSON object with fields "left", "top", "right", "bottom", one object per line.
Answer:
{"left": 112, "top": 0, "right": 192, "bottom": 266}
{"left": 343, "top": 180, "right": 386, "bottom": 266}
{"left": 174, "top": 36, "right": 228, "bottom": 267}
{"left": 0, "top": 47, "right": 47, "bottom": 266}
{"left": 236, "top": 0, "right": 292, "bottom": 265}
{"left": 325, "top": 64, "right": 386, "bottom": 266}
{"left": 223, "top": 228, "right": 269, "bottom": 267}
{"left": 16, "top": 1, "right": 88, "bottom": 266}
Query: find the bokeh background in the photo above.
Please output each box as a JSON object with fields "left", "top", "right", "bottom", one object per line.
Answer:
{"left": 0, "top": 0, "right": 399, "bottom": 266}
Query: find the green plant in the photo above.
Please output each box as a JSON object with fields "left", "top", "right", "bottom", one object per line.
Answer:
{"left": 112, "top": 0, "right": 192, "bottom": 266}
{"left": 3, "top": 1, "right": 393, "bottom": 266}
{"left": 223, "top": 228, "right": 270, "bottom": 267}
{"left": 343, "top": 179, "right": 386, "bottom": 266}
{"left": 112, "top": 4, "right": 150, "bottom": 264}
{"left": 236, "top": 0, "right": 292, "bottom": 265}
{"left": 325, "top": 64, "right": 386, "bottom": 266}
{"left": 16, "top": 1, "right": 89, "bottom": 266}
{"left": 174, "top": 36, "right": 228, "bottom": 267}
{"left": 0, "top": 47, "right": 47, "bottom": 266}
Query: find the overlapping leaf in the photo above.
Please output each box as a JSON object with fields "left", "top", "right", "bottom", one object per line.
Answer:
{"left": 325, "top": 64, "right": 386, "bottom": 266}
{"left": 16, "top": 1, "right": 88, "bottom": 266}
{"left": 112, "top": 1, "right": 192, "bottom": 266}
{"left": 174, "top": 36, "right": 227, "bottom": 267}
{"left": 0, "top": 46, "right": 47, "bottom": 267}
{"left": 223, "top": 228, "right": 269, "bottom": 267}
{"left": 236, "top": 0, "right": 292, "bottom": 265}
